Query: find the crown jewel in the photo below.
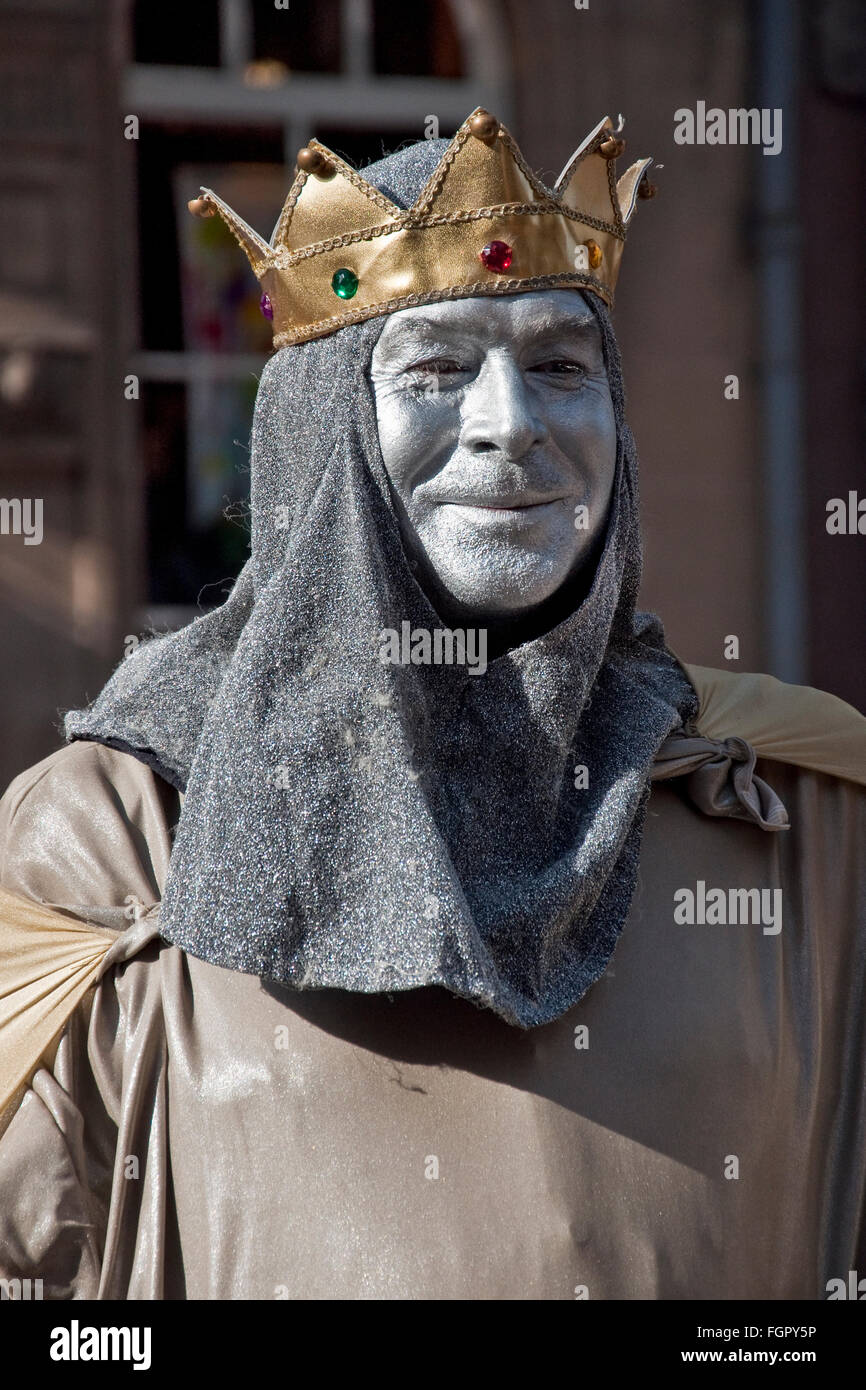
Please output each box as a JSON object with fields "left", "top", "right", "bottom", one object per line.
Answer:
{"left": 189, "top": 109, "right": 654, "bottom": 348}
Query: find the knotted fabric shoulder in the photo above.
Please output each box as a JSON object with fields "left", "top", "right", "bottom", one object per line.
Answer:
{"left": 652, "top": 732, "right": 790, "bottom": 831}
{"left": 682, "top": 662, "right": 866, "bottom": 786}
{"left": 650, "top": 662, "right": 866, "bottom": 831}
{"left": 0, "top": 888, "right": 161, "bottom": 1139}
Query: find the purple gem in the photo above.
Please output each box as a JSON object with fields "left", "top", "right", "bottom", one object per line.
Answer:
{"left": 260, "top": 293, "right": 274, "bottom": 321}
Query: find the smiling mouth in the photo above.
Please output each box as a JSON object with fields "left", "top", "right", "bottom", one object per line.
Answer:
{"left": 438, "top": 499, "right": 569, "bottom": 531}
{"left": 442, "top": 497, "right": 566, "bottom": 511}
{"left": 471, "top": 502, "right": 546, "bottom": 511}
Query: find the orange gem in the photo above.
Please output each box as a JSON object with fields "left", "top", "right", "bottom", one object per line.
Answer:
{"left": 586, "top": 239, "right": 603, "bottom": 270}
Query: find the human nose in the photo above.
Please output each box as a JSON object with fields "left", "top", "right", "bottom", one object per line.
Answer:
{"left": 458, "top": 352, "right": 549, "bottom": 460}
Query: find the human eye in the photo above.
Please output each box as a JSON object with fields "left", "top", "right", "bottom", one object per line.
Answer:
{"left": 529, "top": 358, "right": 587, "bottom": 379}
{"left": 407, "top": 357, "right": 465, "bottom": 377}
{"left": 404, "top": 357, "right": 469, "bottom": 392}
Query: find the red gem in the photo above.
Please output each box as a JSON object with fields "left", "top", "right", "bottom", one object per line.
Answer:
{"left": 260, "top": 293, "right": 274, "bottom": 320}
{"left": 479, "top": 240, "right": 512, "bottom": 273}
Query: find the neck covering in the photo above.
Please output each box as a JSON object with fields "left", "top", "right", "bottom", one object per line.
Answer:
{"left": 65, "top": 140, "right": 697, "bottom": 1028}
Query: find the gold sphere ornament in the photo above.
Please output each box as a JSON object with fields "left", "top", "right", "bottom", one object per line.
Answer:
{"left": 599, "top": 136, "right": 626, "bottom": 160}
{"left": 469, "top": 110, "right": 500, "bottom": 144}
{"left": 296, "top": 147, "right": 335, "bottom": 178}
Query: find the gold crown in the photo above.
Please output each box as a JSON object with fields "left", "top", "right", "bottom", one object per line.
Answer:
{"left": 188, "top": 109, "right": 656, "bottom": 349}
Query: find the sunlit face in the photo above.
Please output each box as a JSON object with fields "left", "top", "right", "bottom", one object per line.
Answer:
{"left": 369, "top": 290, "right": 618, "bottom": 624}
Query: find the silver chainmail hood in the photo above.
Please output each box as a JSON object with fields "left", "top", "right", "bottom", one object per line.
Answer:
{"left": 65, "top": 139, "right": 698, "bottom": 1028}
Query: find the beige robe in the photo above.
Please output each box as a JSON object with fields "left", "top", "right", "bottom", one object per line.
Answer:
{"left": 1, "top": 664, "right": 865, "bottom": 1300}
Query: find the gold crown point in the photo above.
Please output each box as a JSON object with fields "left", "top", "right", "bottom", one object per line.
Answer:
{"left": 468, "top": 110, "right": 500, "bottom": 144}
{"left": 188, "top": 196, "right": 215, "bottom": 218}
{"left": 599, "top": 136, "right": 626, "bottom": 160}
{"left": 296, "top": 146, "right": 335, "bottom": 178}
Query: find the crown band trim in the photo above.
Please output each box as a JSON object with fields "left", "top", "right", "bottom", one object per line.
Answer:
{"left": 271, "top": 273, "right": 612, "bottom": 348}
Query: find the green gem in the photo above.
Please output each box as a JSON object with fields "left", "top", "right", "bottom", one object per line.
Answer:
{"left": 331, "top": 267, "right": 359, "bottom": 300}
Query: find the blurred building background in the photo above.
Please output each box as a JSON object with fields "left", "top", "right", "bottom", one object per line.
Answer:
{"left": 0, "top": 0, "right": 864, "bottom": 790}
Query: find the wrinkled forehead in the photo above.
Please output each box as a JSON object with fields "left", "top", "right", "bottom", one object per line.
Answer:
{"left": 371, "top": 289, "right": 603, "bottom": 361}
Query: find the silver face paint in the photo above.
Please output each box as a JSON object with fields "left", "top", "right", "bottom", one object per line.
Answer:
{"left": 370, "top": 290, "right": 617, "bottom": 624}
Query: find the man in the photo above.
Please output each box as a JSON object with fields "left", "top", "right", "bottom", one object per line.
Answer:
{"left": 1, "top": 111, "right": 864, "bottom": 1300}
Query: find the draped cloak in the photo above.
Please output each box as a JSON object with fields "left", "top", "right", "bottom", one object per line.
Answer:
{"left": 1, "top": 694, "right": 865, "bottom": 1299}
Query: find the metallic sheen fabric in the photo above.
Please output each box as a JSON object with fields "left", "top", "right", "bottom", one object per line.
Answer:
{"left": 1, "top": 741, "right": 865, "bottom": 1298}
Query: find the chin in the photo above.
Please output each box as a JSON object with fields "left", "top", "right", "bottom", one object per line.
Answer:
{"left": 431, "top": 552, "right": 575, "bottom": 619}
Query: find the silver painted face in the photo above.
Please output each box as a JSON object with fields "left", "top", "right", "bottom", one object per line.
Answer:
{"left": 370, "top": 290, "right": 618, "bottom": 624}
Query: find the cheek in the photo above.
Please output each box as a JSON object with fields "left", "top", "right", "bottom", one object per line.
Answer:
{"left": 550, "top": 387, "right": 617, "bottom": 488}
{"left": 373, "top": 388, "right": 460, "bottom": 498}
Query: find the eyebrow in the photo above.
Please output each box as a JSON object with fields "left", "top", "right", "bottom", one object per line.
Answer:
{"left": 521, "top": 313, "right": 599, "bottom": 343}
{"left": 383, "top": 308, "right": 599, "bottom": 349}
{"left": 519, "top": 308, "right": 597, "bottom": 335}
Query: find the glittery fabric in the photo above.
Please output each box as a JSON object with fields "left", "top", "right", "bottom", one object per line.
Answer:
{"left": 361, "top": 138, "right": 452, "bottom": 209}
{"left": 64, "top": 143, "right": 697, "bottom": 1028}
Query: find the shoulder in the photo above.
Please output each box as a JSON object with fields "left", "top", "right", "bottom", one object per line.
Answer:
{"left": 679, "top": 661, "right": 866, "bottom": 788}
{"left": 2, "top": 739, "right": 153, "bottom": 818}
{"left": 0, "top": 740, "right": 180, "bottom": 906}
{"left": 0, "top": 740, "right": 177, "bottom": 1138}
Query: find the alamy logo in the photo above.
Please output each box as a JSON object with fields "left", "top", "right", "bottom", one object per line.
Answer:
{"left": 49, "top": 1320, "right": 151, "bottom": 1371}
{"left": 826, "top": 1270, "right": 866, "bottom": 1299}
{"left": 0, "top": 498, "right": 42, "bottom": 545}
{"left": 674, "top": 102, "right": 782, "bottom": 156}
{"left": 674, "top": 880, "right": 782, "bottom": 935}
{"left": 379, "top": 622, "right": 487, "bottom": 676}
{"left": 826, "top": 492, "right": 866, "bottom": 534}
{"left": 0, "top": 1277, "right": 43, "bottom": 1299}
